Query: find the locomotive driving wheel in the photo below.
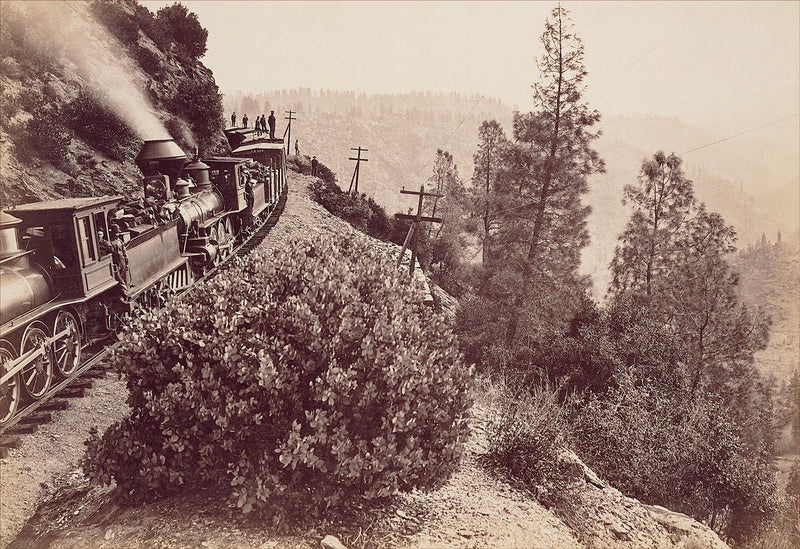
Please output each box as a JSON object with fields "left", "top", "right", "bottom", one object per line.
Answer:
{"left": 53, "top": 311, "right": 82, "bottom": 378}
{"left": 219, "top": 218, "right": 234, "bottom": 259}
{"left": 20, "top": 322, "right": 54, "bottom": 400}
{"left": 0, "top": 342, "right": 20, "bottom": 425}
{"left": 211, "top": 225, "right": 222, "bottom": 266}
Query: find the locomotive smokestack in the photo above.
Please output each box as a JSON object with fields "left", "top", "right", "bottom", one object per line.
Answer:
{"left": 135, "top": 139, "right": 188, "bottom": 188}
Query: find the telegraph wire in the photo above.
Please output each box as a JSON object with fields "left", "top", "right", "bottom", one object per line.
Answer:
{"left": 415, "top": 94, "right": 484, "bottom": 177}
{"left": 680, "top": 113, "right": 799, "bottom": 155}
{"left": 484, "top": 111, "right": 800, "bottom": 218}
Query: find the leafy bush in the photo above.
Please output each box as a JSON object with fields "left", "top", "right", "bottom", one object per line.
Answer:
{"left": 155, "top": 3, "right": 208, "bottom": 60}
{"left": 132, "top": 45, "right": 162, "bottom": 77}
{"left": 68, "top": 91, "right": 139, "bottom": 161}
{"left": 170, "top": 76, "right": 223, "bottom": 153}
{"left": 571, "top": 372, "right": 778, "bottom": 544}
{"left": 309, "top": 177, "right": 395, "bottom": 241}
{"left": 90, "top": 1, "right": 139, "bottom": 45}
{"left": 14, "top": 113, "right": 72, "bottom": 166}
{"left": 83, "top": 233, "right": 472, "bottom": 516}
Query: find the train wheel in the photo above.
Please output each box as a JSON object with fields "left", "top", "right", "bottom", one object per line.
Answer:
{"left": 20, "top": 322, "right": 54, "bottom": 400}
{"left": 0, "top": 342, "right": 20, "bottom": 425}
{"left": 221, "top": 218, "right": 234, "bottom": 259}
{"left": 225, "top": 217, "right": 235, "bottom": 243}
{"left": 211, "top": 225, "right": 222, "bottom": 266}
{"left": 53, "top": 311, "right": 82, "bottom": 378}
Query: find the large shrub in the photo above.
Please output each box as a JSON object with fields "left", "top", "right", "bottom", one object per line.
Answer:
{"left": 309, "top": 177, "right": 395, "bottom": 241}
{"left": 68, "top": 91, "right": 139, "bottom": 161}
{"left": 84, "top": 233, "right": 472, "bottom": 515}
{"left": 16, "top": 113, "right": 72, "bottom": 166}
{"left": 90, "top": 1, "right": 139, "bottom": 46}
{"left": 170, "top": 76, "right": 224, "bottom": 153}
{"left": 571, "top": 372, "right": 778, "bottom": 544}
{"left": 154, "top": 3, "right": 208, "bottom": 60}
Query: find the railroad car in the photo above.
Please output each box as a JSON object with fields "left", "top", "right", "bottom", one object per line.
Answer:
{"left": 0, "top": 129, "right": 287, "bottom": 424}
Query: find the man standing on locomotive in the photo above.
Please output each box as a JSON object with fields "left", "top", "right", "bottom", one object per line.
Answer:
{"left": 231, "top": 111, "right": 236, "bottom": 127}
{"left": 268, "top": 110, "right": 276, "bottom": 139}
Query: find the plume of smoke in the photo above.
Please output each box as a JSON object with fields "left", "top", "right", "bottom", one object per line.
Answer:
{"left": 7, "top": 1, "right": 171, "bottom": 140}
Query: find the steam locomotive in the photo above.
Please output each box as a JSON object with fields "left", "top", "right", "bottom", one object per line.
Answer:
{"left": 0, "top": 130, "right": 287, "bottom": 425}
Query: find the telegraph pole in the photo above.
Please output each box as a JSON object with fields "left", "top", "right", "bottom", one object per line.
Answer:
{"left": 394, "top": 185, "right": 443, "bottom": 276}
{"left": 348, "top": 147, "right": 368, "bottom": 193}
{"left": 284, "top": 110, "right": 296, "bottom": 154}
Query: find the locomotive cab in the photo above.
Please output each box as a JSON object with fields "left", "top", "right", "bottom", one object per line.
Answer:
{"left": 205, "top": 157, "right": 250, "bottom": 212}
{"left": 231, "top": 141, "right": 286, "bottom": 209}
{"left": 8, "top": 197, "right": 123, "bottom": 298}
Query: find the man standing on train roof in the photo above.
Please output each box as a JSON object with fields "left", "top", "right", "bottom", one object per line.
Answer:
{"left": 268, "top": 110, "right": 276, "bottom": 139}
{"left": 260, "top": 114, "right": 267, "bottom": 134}
{"left": 231, "top": 111, "right": 236, "bottom": 127}
{"left": 311, "top": 156, "right": 318, "bottom": 177}
{"left": 295, "top": 139, "right": 300, "bottom": 156}
{"left": 242, "top": 113, "right": 248, "bottom": 128}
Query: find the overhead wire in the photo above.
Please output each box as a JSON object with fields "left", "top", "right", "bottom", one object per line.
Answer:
{"left": 414, "top": 94, "right": 484, "bottom": 178}
{"left": 483, "top": 111, "right": 800, "bottom": 219}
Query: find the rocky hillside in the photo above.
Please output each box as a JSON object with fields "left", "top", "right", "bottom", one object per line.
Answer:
{"left": 0, "top": 0, "right": 226, "bottom": 206}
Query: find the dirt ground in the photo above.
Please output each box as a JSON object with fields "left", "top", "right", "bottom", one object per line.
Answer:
{"left": 0, "top": 374, "right": 129, "bottom": 547}
{"left": 0, "top": 172, "right": 730, "bottom": 549}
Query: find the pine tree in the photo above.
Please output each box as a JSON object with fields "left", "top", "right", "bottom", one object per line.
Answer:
{"left": 609, "top": 152, "right": 770, "bottom": 397}
{"left": 425, "top": 150, "right": 467, "bottom": 292}
{"left": 498, "top": 5, "right": 604, "bottom": 344}
{"left": 610, "top": 152, "right": 695, "bottom": 297}
{"left": 468, "top": 120, "right": 511, "bottom": 264}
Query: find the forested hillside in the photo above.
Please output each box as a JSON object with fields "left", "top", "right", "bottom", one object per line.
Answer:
{"left": 735, "top": 234, "right": 800, "bottom": 383}
{"left": 225, "top": 91, "right": 799, "bottom": 295}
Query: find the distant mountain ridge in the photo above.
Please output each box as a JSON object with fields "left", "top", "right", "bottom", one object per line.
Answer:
{"left": 226, "top": 89, "right": 799, "bottom": 294}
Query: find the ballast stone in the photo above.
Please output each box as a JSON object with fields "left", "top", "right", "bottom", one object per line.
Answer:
{"left": 321, "top": 534, "right": 347, "bottom": 549}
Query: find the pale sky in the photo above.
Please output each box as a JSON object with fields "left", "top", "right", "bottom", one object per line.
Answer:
{"left": 141, "top": 1, "right": 800, "bottom": 143}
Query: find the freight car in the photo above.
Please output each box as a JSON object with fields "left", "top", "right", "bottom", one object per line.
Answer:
{"left": 0, "top": 131, "right": 287, "bottom": 424}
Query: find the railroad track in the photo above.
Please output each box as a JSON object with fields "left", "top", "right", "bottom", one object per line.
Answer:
{"left": 0, "top": 185, "right": 288, "bottom": 451}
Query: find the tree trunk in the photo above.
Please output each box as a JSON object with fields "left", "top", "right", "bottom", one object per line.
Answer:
{"left": 505, "top": 25, "right": 563, "bottom": 346}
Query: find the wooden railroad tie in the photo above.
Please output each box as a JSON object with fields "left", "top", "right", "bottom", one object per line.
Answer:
{"left": 38, "top": 400, "right": 70, "bottom": 412}
{"left": 59, "top": 386, "right": 86, "bottom": 399}
{"left": 0, "top": 435, "right": 21, "bottom": 450}
{"left": 21, "top": 411, "right": 52, "bottom": 425}
{"left": 69, "top": 379, "right": 95, "bottom": 390}
{"left": 82, "top": 368, "right": 108, "bottom": 379}
{"left": 5, "top": 423, "right": 38, "bottom": 436}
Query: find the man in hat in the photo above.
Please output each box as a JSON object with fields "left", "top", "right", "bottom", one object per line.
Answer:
{"left": 268, "top": 110, "right": 276, "bottom": 139}
{"left": 100, "top": 226, "right": 130, "bottom": 288}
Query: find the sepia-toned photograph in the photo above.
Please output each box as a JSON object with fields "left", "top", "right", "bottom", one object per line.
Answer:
{"left": 0, "top": 1, "right": 797, "bottom": 548}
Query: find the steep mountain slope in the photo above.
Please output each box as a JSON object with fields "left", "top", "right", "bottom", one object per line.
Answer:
{"left": 0, "top": 0, "right": 226, "bottom": 206}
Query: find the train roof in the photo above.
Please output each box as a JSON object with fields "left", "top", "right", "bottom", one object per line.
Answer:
{"left": 205, "top": 156, "right": 248, "bottom": 165}
{"left": 232, "top": 142, "right": 286, "bottom": 154}
{"left": 8, "top": 196, "right": 122, "bottom": 216}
